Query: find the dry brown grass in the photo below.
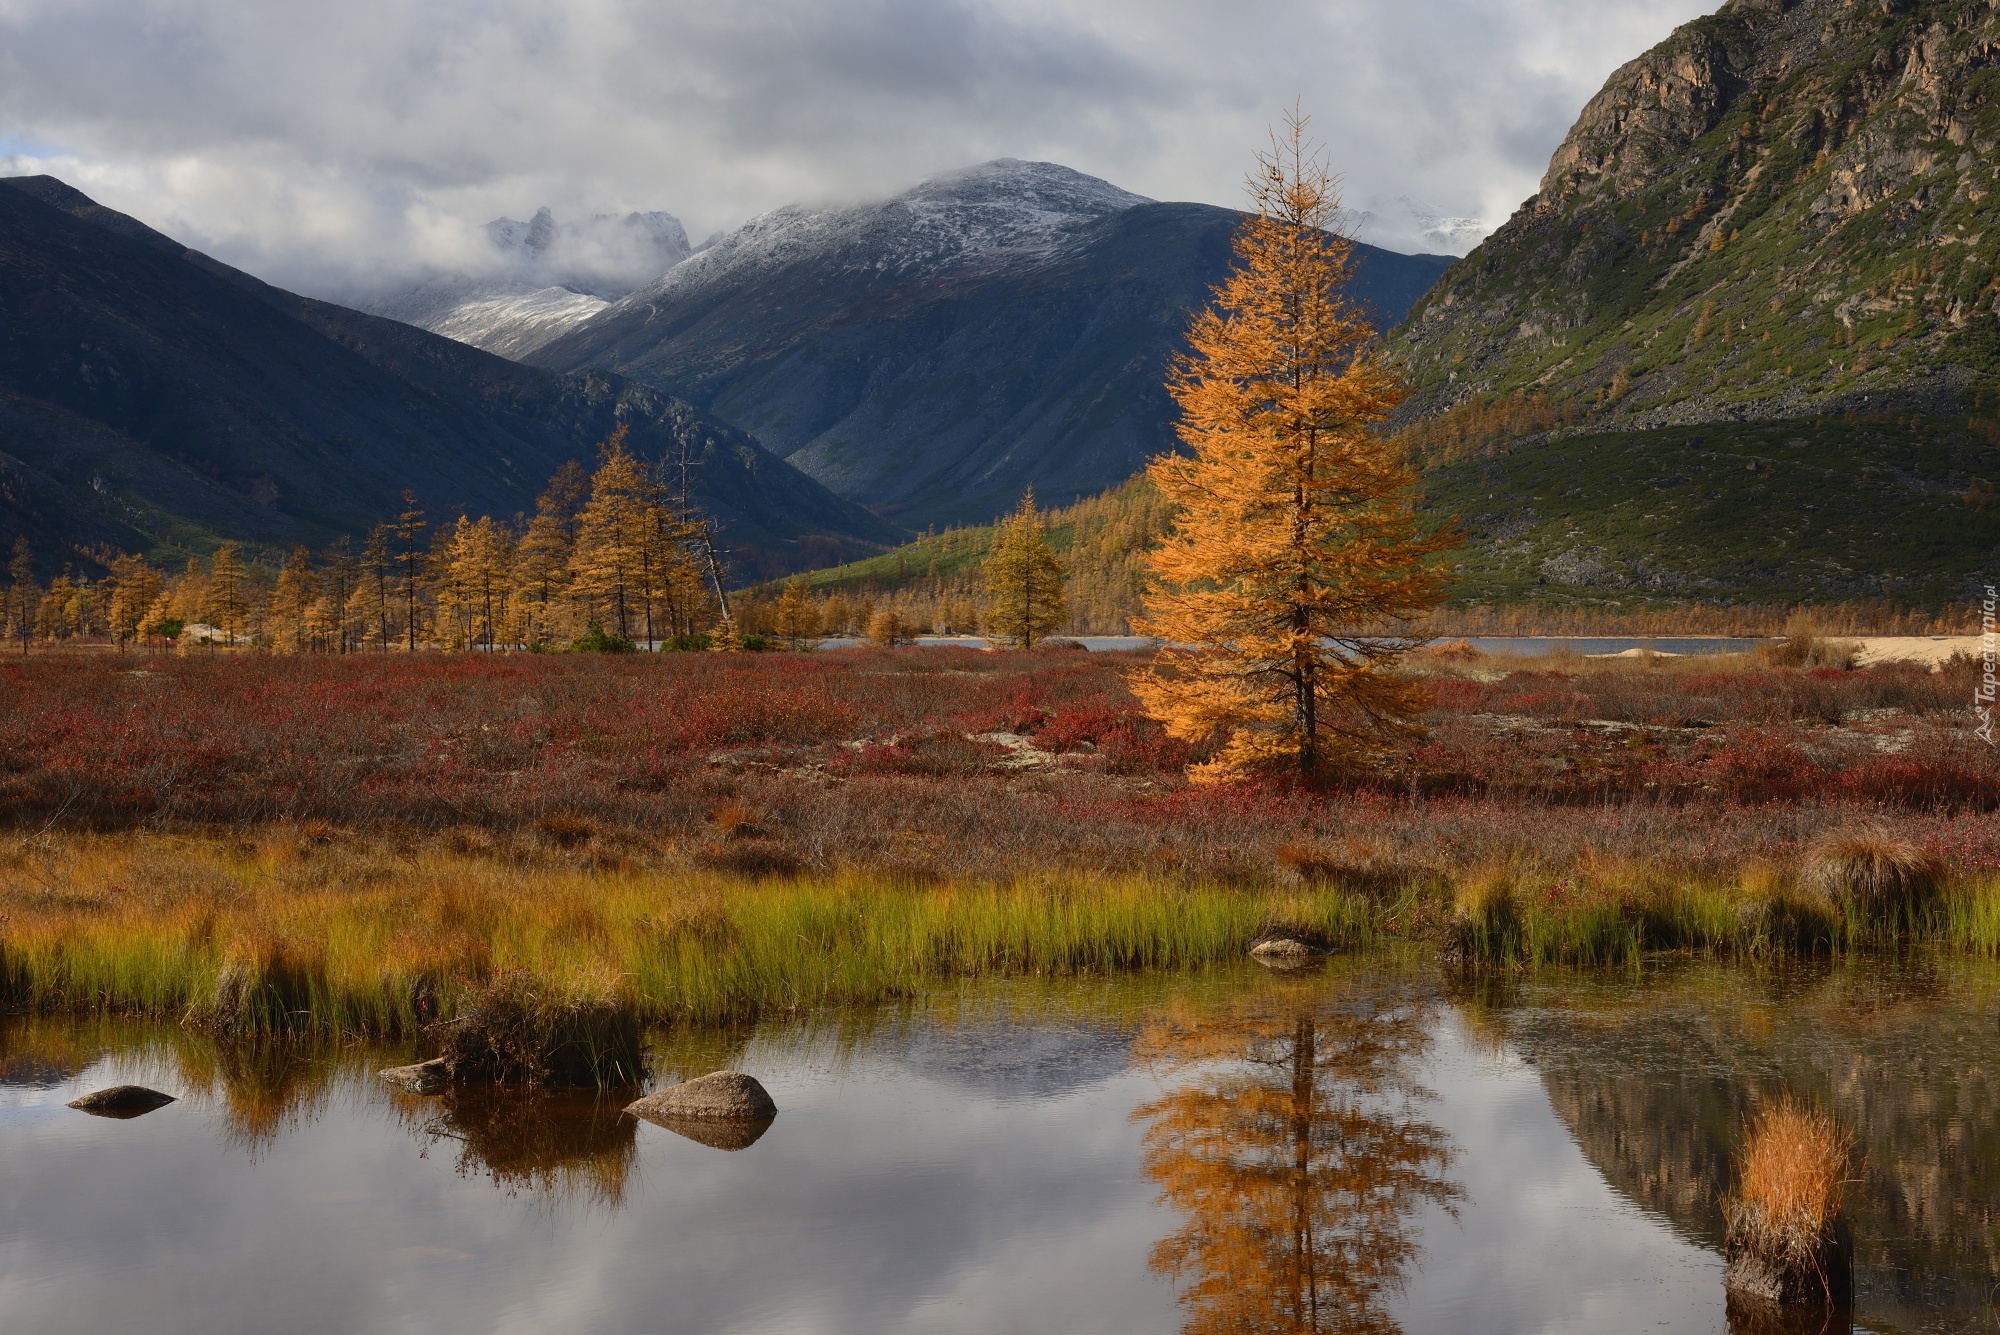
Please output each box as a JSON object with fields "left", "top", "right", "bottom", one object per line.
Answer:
{"left": 434, "top": 971, "right": 645, "bottom": 1088}
{"left": 1726, "top": 1097, "right": 1854, "bottom": 1273}
{"left": 1805, "top": 831, "right": 1942, "bottom": 920}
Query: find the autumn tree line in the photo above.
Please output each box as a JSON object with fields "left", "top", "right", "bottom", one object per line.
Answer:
{"left": 3, "top": 111, "right": 1507, "bottom": 786}
{"left": 0, "top": 427, "right": 1087, "bottom": 654}
{"left": 0, "top": 429, "right": 737, "bottom": 654}
{"left": 738, "top": 482, "right": 1167, "bottom": 641}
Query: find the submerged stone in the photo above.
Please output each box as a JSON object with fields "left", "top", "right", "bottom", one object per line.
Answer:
{"left": 67, "top": 1085, "right": 176, "bottom": 1118}
{"left": 624, "top": 1070, "right": 777, "bottom": 1126}
{"left": 379, "top": 1058, "right": 452, "bottom": 1095}
{"left": 1249, "top": 937, "right": 1328, "bottom": 971}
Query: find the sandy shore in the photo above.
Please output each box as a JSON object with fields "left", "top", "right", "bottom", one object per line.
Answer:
{"left": 1851, "top": 636, "right": 1983, "bottom": 667}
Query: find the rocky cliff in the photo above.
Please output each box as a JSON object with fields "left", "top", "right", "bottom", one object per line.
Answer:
{"left": 1388, "top": 0, "right": 2000, "bottom": 427}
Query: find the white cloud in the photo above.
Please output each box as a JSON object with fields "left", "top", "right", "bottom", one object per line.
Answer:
{"left": 0, "top": 0, "right": 1720, "bottom": 293}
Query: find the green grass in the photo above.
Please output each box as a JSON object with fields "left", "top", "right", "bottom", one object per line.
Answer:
{"left": 1423, "top": 412, "right": 2000, "bottom": 607}
{"left": 7, "top": 832, "right": 2000, "bottom": 1048}
{"left": 0, "top": 835, "right": 1375, "bottom": 1037}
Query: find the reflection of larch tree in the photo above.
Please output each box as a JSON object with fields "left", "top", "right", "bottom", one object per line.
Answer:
{"left": 1132, "top": 990, "right": 1459, "bottom": 1335}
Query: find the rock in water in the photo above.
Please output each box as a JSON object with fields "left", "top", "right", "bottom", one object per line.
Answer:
{"left": 1250, "top": 937, "right": 1328, "bottom": 971}
{"left": 379, "top": 1058, "right": 451, "bottom": 1095}
{"left": 624, "top": 1071, "right": 778, "bottom": 1151}
{"left": 624, "top": 1071, "right": 777, "bottom": 1125}
{"left": 67, "top": 1085, "right": 176, "bottom": 1118}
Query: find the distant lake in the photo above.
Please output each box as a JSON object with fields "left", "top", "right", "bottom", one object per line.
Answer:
{"left": 856, "top": 635, "right": 1775, "bottom": 656}
{"left": 6, "top": 959, "right": 1993, "bottom": 1334}
{"left": 1457, "top": 636, "right": 1769, "bottom": 657}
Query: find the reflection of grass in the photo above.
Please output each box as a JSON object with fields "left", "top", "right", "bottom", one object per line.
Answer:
{"left": 397, "top": 1088, "right": 639, "bottom": 1208}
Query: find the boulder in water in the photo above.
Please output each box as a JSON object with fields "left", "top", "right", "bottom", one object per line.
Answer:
{"left": 1250, "top": 936, "right": 1329, "bottom": 971}
{"left": 379, "top": 1058, "right": 451, "bottom": 1095}
{"left": 67, "top": 1085, "right": 176, "bottom": 1118}
{"left": 624, "top": 1070, "right": 776, "bottom": 1128}
{"left": 646, "top": 1114, "right": 776, "bottom": 1151}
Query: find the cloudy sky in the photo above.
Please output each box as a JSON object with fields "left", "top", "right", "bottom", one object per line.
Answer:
{"left": 0, "top": 0, "right": 1716, "bottom": 299}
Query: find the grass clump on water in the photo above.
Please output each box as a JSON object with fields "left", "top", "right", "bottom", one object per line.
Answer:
{"left": 434, "top": 970, "right": 645, "bottom": 1088}
{"left": 1723, "top": 1097, "right": 1855, "bottom": 1307}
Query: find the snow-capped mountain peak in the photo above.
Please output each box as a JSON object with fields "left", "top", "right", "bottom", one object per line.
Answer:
{"left": 354, "top": 204, "right": 693, "bottom": 357}
{"left": 624, "top": 160, "right": 1152, "bottom": 307}
{"left": 479, "top": 207, "right": 692, "bottom": 296}
{"left": 1352, "top": 195, "right": 1490, "bottom": 257}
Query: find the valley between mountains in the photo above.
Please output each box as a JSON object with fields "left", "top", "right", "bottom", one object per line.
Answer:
{"left": 4, "top": 0, "right": 1998, "bottom": 613}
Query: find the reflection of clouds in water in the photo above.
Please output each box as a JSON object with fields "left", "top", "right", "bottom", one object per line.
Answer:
{"left": 871, "top": 1016, "right": 1136, "bottom": 1101}
{"left": 13, "top": 967, "right": 1980, "bottom": 1334}
{"left": 0, "top": 1035, "right": 1181, "bottom": 1335}
{"left": 1392, "top": 1024, "right": 1724, "bottom": 1335}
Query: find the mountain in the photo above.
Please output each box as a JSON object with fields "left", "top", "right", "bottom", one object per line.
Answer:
{"left": 0, "top": 177, "right": 899, "bottom": 580}
{"left": 1386, "top": 0, "right": 2000, "bottom": 425}
{"left": 353, "top": 206, "right": 694, "bottom": 361}
{"left": 529, "top": 160, "right": 1455, "bottom": 529}
{"left": 1362, "top": 0, "right": 2000, "bottom": 610}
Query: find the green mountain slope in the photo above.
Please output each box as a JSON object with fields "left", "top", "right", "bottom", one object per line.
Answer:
{"left": 1387, "top": 0, "right": 2000, "bottom": 426}
{"left": 1426, "top": 413, "right": 2000, "bottom": 607}
{"left": 760, "top": 408, "right": 2000, "bottom": 622}
{"left": 741, "top": 480, "right": 1173, "bottom": 633}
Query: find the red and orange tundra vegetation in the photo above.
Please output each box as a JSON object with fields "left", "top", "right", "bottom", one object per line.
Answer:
{"left": 2, "top": 640, "right": 1997, "bottom": 1056}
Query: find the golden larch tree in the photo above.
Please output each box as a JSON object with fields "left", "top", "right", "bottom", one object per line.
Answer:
{"left": 105, "top": 553, "right": 162, "bottom": 648}
{"left": 205, "top": 543, "right": 249, "bottom": 646}
{"left": 773, "top": 577, "right": 820, "bottom": 645}
{"left": 271, "top": 545, "right": 319, "bottom": 653}
{"left": 569, "top": 427, "right": 661, "bottom": 643}
{"left": 1135, "top": 112, "right": 1454, "bottom": 781}
{"left": 392, "top": 493, "right": 428, "bottom": 651}
{"left": 985, "top": 488, "right": 1067, "bottom": 647}
{"left": 437, "top": 514, "right": 512, "bottom": 651}
{"left": 5, "top": 538, "right": 36, "bottom": 653}
{"left": 512, "top": 460, "right": 587, "bottom": 648}
{"left": 357, "top": 526, "right": 396, "bottom": 651}
{"left": 314, "top": 537, "right": 359, "bottom": 652}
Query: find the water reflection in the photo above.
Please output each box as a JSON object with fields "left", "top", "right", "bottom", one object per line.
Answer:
{"left": 0, "top": 1014, "right": 112, "bottom": 1087}
{"left": 396, "top": 1088, "right": 641, "bottom": 1206}
{"left": 202, "top": 1042, "right": 338, "bottom": 1152}
{"left": 1131, "top": 982, "right": 1459, "bottom": 1335}
{"left": 1497, "top": 962, "right": 2000, "bottom": 1334}
{"left": 5, "top": 963, "right": 1999, "bottom": 1334}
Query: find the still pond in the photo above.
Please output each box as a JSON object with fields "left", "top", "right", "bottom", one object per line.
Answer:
{"left": 3, "top": 957, "right": 1994, "bottom": 1334}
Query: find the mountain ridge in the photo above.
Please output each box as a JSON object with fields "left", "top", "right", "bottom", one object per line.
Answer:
{"left": 0, "top": 176, "right": 899, "bottom": 580}
{"left": 1386, "top": 0, "right": 2000, "bottom": 426}
{"left": 529, "top": 159, "right": 1454, "bottom": 528}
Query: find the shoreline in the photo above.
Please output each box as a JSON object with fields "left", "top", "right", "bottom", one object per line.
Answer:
{"left": 6, "top": 831, "right": 1996, "bottom": 1043}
